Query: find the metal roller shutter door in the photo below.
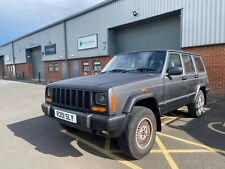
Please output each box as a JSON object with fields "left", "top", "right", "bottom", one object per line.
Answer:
{"left": 114, "top": 15, "right": 181, "bottom": 54}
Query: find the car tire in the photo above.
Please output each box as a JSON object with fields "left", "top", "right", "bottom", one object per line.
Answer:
{"left": 118, "top": 106, "right": 157, "bottom": 159}
{"left": 188, "top": 90, "right": 205, "bottom": 118}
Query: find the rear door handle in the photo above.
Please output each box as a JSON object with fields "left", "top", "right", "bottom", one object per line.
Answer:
{"left": 182, "top": 76, "right": 187, "bottom": 80}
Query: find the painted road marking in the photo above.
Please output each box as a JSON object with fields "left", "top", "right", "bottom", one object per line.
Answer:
{"left": 208, "top": 122, "right": 225, "bottom": 135}
{"left": 61, "top": 116, "right": 224, "bottom": 169}
{"left": 158, "top": 132, "right": 225, "bottom": 154}
{"left": 177, "top": 107, "right": 187, "bottom": 112}
{"left": 162, "top": 116, "right": 181, "bottom": 126}
{"left": 161, "top": 116, "right": 178, "bottom": 120}
{"left": 207, "top": 99, "right": 218, "bottom": 105}
{"left": 156, "top": 136, "right": 179, "bottom": 169}
{"left": 61, "top": 130, "right": 142, "bottom": 169}
{"left": 150, "top": 149, "right": 214, "bottom": 153}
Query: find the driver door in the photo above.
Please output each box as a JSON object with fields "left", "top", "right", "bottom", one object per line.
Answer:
{"left": 163, "top": 53, "right": 188, "bottom": 113}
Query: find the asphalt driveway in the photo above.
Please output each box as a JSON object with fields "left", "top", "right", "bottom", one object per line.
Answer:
{"left": 0, "top": 79, "right": 224, "bottom": 169}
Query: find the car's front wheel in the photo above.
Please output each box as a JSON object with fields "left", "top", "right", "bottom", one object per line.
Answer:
{"left": 188, "top": 90, "right": 205, "bottom": 118}
{"left": 118, "top": 106, "right": 157, "bottom": 159}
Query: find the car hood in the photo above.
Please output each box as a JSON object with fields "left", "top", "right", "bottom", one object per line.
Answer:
{"left": 48, "top": 73, "right": 161, "bottom": 89}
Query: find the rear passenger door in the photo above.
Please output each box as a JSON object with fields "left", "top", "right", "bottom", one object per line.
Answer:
{"left": 181, "top": 54, "right": 197, "bottom": 103}
{"left": 163, "top": 53, "right": 187, "bottom": 113}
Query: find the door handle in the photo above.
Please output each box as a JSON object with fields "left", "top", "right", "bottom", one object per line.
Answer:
{"left": 182, "top": 76, "right": 187, "bottom": 80}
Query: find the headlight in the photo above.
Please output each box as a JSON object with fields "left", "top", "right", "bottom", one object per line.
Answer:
{"left": 95, "top": 93, "right": 106, "bottom": 105}
{"left": 46, "top": 88, "right": 53, "bottom": 98}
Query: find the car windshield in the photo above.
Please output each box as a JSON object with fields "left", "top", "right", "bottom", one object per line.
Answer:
{"left": 101, "top": 51, "right": 166, "bottom": 74}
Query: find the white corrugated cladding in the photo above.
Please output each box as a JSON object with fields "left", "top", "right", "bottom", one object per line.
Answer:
{"left": 182, "top": 0, "right": 225, "bottom": 47}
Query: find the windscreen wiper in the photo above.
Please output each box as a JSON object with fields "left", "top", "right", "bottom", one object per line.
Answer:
{"left": 101, "top": 69, "right": 127, "bottom": 74}
{"left": 126, "top": 68, "right": 156, "bottom": 73}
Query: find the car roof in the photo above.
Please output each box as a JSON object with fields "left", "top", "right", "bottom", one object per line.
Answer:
{"left": 117, "top": 49, "right": 200, "bottom": 56}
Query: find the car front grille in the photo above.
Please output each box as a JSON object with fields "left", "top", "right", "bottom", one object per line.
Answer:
{"left": 51, "top": 88, "right": 91, "bottom": 112}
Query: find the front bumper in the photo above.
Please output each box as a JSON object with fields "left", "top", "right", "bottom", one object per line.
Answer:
{"left": 41, "top": 103, "right": 127, "bottom": 137}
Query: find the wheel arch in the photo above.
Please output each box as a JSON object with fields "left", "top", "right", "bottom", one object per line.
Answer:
{"left": 195, "top": 85, "right": 208, "bottom": 105}
{"left": 123, "top": 93, "right": 162, "bottom": 131}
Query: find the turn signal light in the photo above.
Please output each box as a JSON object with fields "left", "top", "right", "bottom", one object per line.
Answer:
{"left": 91, "top": 106, "right": 107, "bottom": 113}
{"left": 111, "top": 95, "right": 116, "bottom": 113}
{"left": 46, "top": 97, "right": 52, "bottom": 103}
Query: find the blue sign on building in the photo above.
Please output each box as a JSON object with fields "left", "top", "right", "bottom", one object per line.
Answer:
{"left": 45, "top": 44, "right": 56, "bottom": 55}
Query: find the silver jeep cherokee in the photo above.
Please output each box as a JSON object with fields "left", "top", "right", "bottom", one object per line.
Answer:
{"left": 42, "top": 50, "right": 209, "bottom": 159}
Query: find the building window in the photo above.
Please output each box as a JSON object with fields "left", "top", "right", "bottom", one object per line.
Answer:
{"left": 83, "top": 61, "right": 89, "bottom": 72}
{"left": 93, "top": 60, "right": 101, "bottom": 74}
{"left": 48, "top": 63, "right": 53, "bottom": 72}
{"left": 54, "top": 63, "right": 59, "bottom": 72}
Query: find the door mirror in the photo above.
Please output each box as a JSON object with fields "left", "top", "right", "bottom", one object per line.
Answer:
{"left": 167, "top": 67, "right": 183, "bottom": 76}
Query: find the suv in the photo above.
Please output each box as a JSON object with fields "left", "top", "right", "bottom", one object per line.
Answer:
{"left": 42, "top": 50, "right": 208, "bottom": 159}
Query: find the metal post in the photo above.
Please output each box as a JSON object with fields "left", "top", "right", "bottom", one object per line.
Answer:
{"left": 38, "top": 72, "right": 41, "bottom": 82}
{"left": 63, "top": 21, "right": 69, "bottom": 79}
{"left": 12, "top": 42, "right": 16, "bottom": 79}
{"left": 3, "top": 67, "right": 5, "bottom": 79}
{"left": 23, "top": 72, "right": 25, "bottom": 80}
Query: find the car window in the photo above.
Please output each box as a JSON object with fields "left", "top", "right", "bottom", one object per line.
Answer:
{"left": 167, "top": 53, "right": 183, "bottom": 72}
{"left": 182, "top": 54, "right": 195, "bottom": 73}
{"left": 194, "top": 56, "right": 205, "bottom": 72}
{"left": 102, "top": 51, "right": 166, "bottom": 73}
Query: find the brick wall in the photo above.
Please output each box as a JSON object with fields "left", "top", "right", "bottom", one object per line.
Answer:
{"left": 15, "top": 63, "right": 33, "bottom": 80}
{"left": 44, "top": 61, "right": 62, "bottom": 82}
{"left": 183, "top": 44, "right": 225, "bottom": 95}
{"left": 78, "top": 55, "right": 112, "bottom": 76}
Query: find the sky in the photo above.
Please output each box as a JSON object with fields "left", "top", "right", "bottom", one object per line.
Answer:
{"left": 0, "top": 0, "right": 104, "bottom": 45}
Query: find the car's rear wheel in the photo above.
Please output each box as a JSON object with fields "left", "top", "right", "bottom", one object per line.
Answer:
{"left": 188, "top": 90, "right": 205, "bottom": 118}
{"left": 118, "top": 106, "right": 157, "bottom": 159}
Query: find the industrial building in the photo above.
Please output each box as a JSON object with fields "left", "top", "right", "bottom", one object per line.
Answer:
{"left": 0, "top": 0, "right": 225, "bottom": 94}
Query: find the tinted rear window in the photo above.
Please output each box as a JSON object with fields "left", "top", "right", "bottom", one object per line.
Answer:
{"left": 182, "top": 54, "right": 195, "bottom": 73}
{"left": 194, "top": 56, "right": 205, "bottom": 72}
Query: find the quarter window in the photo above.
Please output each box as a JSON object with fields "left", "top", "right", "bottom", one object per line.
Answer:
{"left": 167, "top": 54, "right": 183, "bottom": 72}
{"left": 182, "top": 54, "right": 195, "bottom": 73}
{"left": 194, "top": 56, "right": 205, "bottom": 72}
